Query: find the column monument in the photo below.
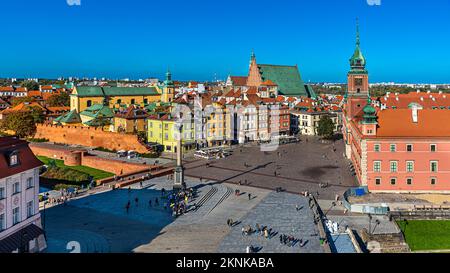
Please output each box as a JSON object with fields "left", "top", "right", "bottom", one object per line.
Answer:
{"left": 173, "top": 123, "right": 186, "bottom": 190}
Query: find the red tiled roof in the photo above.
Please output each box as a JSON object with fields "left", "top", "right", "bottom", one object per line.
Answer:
{"left": 376, "top": 109, "right": 450, "bottom": 137}
{"left": 230, "top": 76, "right": 248, "bottom": 86}
{"left": 247, "top": 86, "right": 258, "bottom": 95}
{"left": 0, "top": 137, "right": 43, "bottom": 179}
{"left": 379, "top": 92, "right": 450, "bottom": 109}
{"left": 1, "top": 102, "right": 46, "bottom": 114}
{"left": 0, "top": 86, "right": 14, "bottom": 92}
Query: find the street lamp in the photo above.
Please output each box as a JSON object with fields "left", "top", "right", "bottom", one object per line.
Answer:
{"left": 368, "top": 214, "right": 372, "bottom": 235}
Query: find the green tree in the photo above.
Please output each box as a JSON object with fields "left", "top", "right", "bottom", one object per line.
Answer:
{"left": 21, "top": 80, "right": 39, "bottom": 91}
{"left": 47, "top": 92, "right": 70, "bottom": 107}
{"left": 29, "top": 106, "right": 45, "bottom": 124}
{"left": 317, "top": 115, "right": 335, "bottom": 139}
{"left": 11, "top": 96, "right": 34, "bottom": 106}
{"left": 0, "top": 111, "right": 37, "bottom": 138}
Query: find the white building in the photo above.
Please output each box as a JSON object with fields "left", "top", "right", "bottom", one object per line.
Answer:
{"left": 0, "top": 137, "right": 46, "bottom": 253}
{"left": 291, "top": 109, "right": 341, "bottom": 136}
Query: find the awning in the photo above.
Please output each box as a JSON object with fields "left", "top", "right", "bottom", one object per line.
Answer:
{"left": 0, "top": 224, "right": 45, "bottom": 253}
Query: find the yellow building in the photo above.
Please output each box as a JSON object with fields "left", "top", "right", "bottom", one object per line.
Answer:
{"left": 70, "top": 86, "right": 162, "bottom": 113}
{"left": 205, "top": 102, "right": 229, "bottom": 146}
{"left": 147, "top": 113, "right": 195, "bottom": 153}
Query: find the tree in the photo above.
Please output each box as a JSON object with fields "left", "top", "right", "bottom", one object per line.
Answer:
{"left": 0, "top": 111, "right": 37, "bottom": 138}
{"left": 21, "top": 80, "right": 39, "bottom": 91}
{"left": 11, "top": 96, "right": 34, "bottom": 106}
{"left": 29, "top": 106, "right": 45, "bottom": 124}
{"left": 47, "top": 92, "right": 70, "bottom": 107}
{"left": 317, "top": 115, "right": 335, "bottom": 139}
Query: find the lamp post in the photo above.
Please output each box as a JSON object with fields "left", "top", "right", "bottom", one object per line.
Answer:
{"left": 368, "top": 214, "right": 372, "bottom": 235}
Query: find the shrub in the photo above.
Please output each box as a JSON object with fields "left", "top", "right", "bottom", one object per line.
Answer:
{"left": 42, "top": 166, "right": 90, "bottom": 182}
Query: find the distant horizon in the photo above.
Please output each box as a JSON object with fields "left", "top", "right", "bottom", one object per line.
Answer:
{"left": 2, "top": 77, "right": 450, "bottom": 86}
{"left": 1, "top": 0, "right": 449, "bottom": 83}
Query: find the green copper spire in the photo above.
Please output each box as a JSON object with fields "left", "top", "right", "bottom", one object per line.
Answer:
{"left": 350, "top": 18, "right": 366, "bottom": 70}
{"left": 356, "top": 17, "right": 360, "bottom": 47}
{"left": 164, "top": 67, "right": 174, "bottom": 86}
{"left": 251, "top": 49, "right": 256, "bottom": 60}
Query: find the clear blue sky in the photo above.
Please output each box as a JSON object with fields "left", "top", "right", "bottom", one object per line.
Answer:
{"left": 1, "top": 0, "right": 449, "bottom": 83}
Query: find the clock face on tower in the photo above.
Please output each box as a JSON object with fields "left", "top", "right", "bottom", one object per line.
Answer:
{"left": 354, "top": 78, "right": 363, "bottom": 87}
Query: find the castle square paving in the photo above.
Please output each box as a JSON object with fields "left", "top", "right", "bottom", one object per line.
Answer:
{"left": 183, "top": 137, "right": 358, "bottom": 200}
{"left": 42, "top": 176, "right": 325, "bottom": 253}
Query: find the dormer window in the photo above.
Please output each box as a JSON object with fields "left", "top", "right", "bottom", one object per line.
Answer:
{"left": 8, "top": 151, "right": 19, "bottom": 167}
{"left": 10, "top": 154, "right": 18, "bottom": 166}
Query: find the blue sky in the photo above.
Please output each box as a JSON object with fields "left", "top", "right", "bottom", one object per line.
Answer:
{"left": 0, "top": 0, "right": 449, "bottom": 83}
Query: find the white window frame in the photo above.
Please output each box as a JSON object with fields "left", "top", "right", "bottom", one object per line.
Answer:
{"left": 0, "top": 213, "right": 5, "bottom": 231}
{"left": 430, "top": 144, "right": 437, "bottom": 152}
{"left": 13, "top": 182, "right": 20, "bottom": 194}
{"left": 430, "top": 161, "right": 438, "bottom": 173}
{"left": 27, "top": 200, "right": 34, "bottom": 218}
{"left": 13, "top": 207, "right": 20, "bottom": 225}
{"left": 390, "top": 161, "right": 398, "bottom": 173}
{"left": 406, "top": 161, "right": 414, "bottom": 173}
{"left": 373, "top": 161, "right": 381, "bottom": 173}
{"left": 390, "top": 144, "right": 396, "bottom": 152}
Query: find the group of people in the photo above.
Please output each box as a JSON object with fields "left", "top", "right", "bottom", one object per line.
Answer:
{"left": 279, "top": 234, "right": 307, "bottom": 248}
{"left": 46, "top": 188, "right": 78, "bottom": 206}
{"left": 168, "top": 187, "right": 196, "bottom": 217}
{"left": 241, "top": 224, "right": 274, "bottom": 239}
{"left": 125, "top": 196, "right": 160, "bottom": 213}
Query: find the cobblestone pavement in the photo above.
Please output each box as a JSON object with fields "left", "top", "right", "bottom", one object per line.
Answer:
{"left": 217, "top": 192, "right": 324, "bottom": 253}
{"left": 43, "top": 175, "right": 326, "bottom": 253}
{"left": 184, "top": 138, "right": 358, "bottom": 200}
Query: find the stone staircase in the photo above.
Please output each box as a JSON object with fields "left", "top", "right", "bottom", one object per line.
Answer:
{"left": 360, "top": 229, "right": 410, "bottom": 253}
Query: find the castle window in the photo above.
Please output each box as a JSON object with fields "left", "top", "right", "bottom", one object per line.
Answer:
{"left": 390, "top": 178, "right": 397, "bottom": 185}
{"left": 431, "top": 177, "right": 437, "bottom": 185}
{"left": 406, "top": 178, "right": 413, "bottom": 185}
{"left": 430, "top": 144, "right": 437, "bottom": 152}
{"left": 390, "top": 144, "right": 396, "bottom": 152}
{"left": 406, "top": 144, "right": 413, "bottom": 152}
{"left": 131, "top": 99, "right": 135, "bottom": 105}
{"left": 406, "top": 161, "right": 414, "bottom": 173}
{"left": 375, "top": 178, "right": 381, "bottom": 185}
{"left": 430, "top": 161, "right": 438, "bottom": 172}
{"left": 374, "top": 144, "right": 381, "bottom": 152}
{"left": 87, "top": 100, "right": 92, "bottom": 107}
{"left": 390, "top": 161, "right": 398, "bottom": 172}
{"left": 373, "top": 161, "right": 381, "bottom": 172}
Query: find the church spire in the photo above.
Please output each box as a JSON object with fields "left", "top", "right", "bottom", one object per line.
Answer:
{"left": 356, "top": 17, "right": 360, "bottom": 47}
{"left": 350, "top": 18, "right": 366, "bottom": 70}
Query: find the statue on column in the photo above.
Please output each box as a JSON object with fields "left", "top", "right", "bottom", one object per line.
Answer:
{"left": 173, "top": 119, "right": 186, "bottom": 190}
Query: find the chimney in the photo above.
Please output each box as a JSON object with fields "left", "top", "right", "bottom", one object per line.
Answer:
{"left": 412, "top": 108, "right": 418, "bottom": 123}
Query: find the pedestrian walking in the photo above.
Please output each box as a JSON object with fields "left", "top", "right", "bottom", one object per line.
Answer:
{"left": 135, "top": 197, "right": 139, "bottom": 207}
{"left": 248, "top": 193, "right": 251, "bottom": 200}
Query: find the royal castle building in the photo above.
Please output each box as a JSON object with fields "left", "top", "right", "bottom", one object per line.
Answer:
{"left": 343, "top": 21, "right": 450, "bottom": 193}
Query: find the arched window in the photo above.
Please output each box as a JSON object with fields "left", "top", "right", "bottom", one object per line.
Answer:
{"left": 87, "top": 100, "right": 92, "bottom": 107}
